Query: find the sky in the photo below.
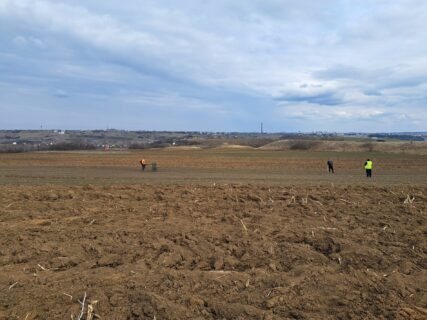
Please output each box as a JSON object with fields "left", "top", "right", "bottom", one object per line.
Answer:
{"left": 1, "top": 0, "right": 427, "bottom": 132}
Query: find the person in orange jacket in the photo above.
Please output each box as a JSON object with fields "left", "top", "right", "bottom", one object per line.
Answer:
{"left": 140, "top": 158, "right": 146, "bottom": 171}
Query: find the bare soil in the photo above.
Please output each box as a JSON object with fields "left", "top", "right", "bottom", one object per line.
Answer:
{"left": 0, "top": 149, "right": 426, "bottom": 186}
{"left": 0, "top": 183, "right": 426, "bottom": 319}
{"left": 0, "top": 150, "right": 426, "bottom": 319}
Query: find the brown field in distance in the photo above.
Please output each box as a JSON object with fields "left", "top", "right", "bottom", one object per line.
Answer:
{"left": 0, "top": 148, "right": 426, "bottom": 186}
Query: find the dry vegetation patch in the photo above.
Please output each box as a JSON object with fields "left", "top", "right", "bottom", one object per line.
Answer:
{"left": 261, "top": 139, "right": 427, "bottom": 154}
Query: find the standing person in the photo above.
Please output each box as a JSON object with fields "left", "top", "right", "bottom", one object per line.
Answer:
{"left": 327, "top": 159, "right": 334, "bottom": 173}
{"left": 140, "top": 158, "right": 146, "bottom": 171}
{"left": 364, "top": 159, "right": 373, "bottom": 177}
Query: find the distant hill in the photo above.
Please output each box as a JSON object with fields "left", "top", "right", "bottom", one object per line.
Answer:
{"left": 261, "top": 139, "right": 427, "bottom": 154}
{"left": 1, "top": 130, "right": 426, "bottom": 153}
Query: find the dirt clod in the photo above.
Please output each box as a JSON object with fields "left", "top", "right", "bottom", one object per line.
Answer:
{"left": 0, "top": 184, "right": 425, "bottom": 319}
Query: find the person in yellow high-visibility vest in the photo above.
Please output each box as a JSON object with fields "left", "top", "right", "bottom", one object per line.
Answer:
{"left": 364, "top": 159, "right": 373, "bottom": 177}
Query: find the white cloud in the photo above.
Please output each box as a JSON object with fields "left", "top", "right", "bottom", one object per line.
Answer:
{"left": 278, "top": 103, "right": 386, "bottom": 120}
{"left": 12, "top": 35, "right": 45, "bottom": 49}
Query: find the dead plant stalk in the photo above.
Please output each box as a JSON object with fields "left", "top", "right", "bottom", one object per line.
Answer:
{"left": 77, "top": 292, "right": 87, "bottom": 320}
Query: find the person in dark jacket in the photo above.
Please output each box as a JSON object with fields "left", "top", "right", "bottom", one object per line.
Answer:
{"left": 327, "top": 159, "right": 334, "bottom": 173}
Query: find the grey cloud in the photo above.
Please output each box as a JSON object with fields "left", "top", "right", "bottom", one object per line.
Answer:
{"left": 274, "top": 92, "right": 344, "bottom": 106}
{"left": 315, "top": 65, "right": 427, "bottom": 90}
{"left": 383, "top": 76, "right": 427, "bottom": 90}
{"left": 299, "top": 84, "right": 323, "bottom": 88}
{"left": 314, "top": 66, "right": 365, "bottom": 80}
{"left": 363, "top": 90, "right": 382, "bottom": 96}
{"left": 54, "top": 89, "right": 68, "bottom": 98}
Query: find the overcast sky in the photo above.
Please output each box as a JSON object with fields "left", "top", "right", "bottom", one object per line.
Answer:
{"left": 1, "top": 0, "right": 426, "bottom": 132}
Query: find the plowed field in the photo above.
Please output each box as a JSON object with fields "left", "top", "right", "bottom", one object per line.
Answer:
{"left": 0, "top": 150, "right": 426, "bottom": 319}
